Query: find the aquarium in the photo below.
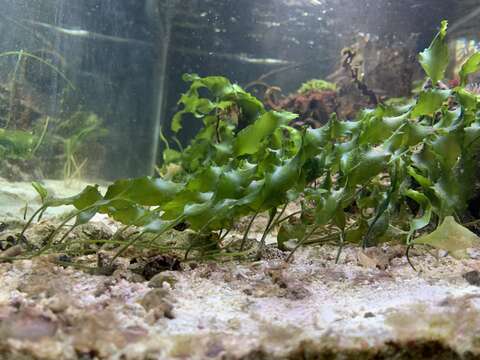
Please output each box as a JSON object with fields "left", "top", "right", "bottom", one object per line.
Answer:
{"left": 1, "top": 0, "right": 480, "bottom": 359}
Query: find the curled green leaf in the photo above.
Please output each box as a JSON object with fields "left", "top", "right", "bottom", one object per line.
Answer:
{"left": 418, "top": 20, "right": 449, "bottom": 84}
{"left": 412, "top": 216, "right": 479, "bottom": 258}
{"left": 459, "top": 52, "right": 480, "bottom": 86}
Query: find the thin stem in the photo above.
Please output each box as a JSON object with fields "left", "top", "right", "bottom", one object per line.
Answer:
{"left": 116, "top": 216, "right": 185, "bottom": 263}
{"left": 7, "top": 49, "right": 24, "bottom": 128}
{"left": 57, "top": 224, "right": 79, "bottom": 245}
{"left": 110, "top": 232, "right": 144, "bottom": 264}
{"left": 31, "top": 116, "right": 49, "bottom": 155}
{"left": 184, "top": 236, "right": 217, "bottom": 260}
{"left": 21, "top": 205, "right": 47, "bottom": 237}
{"left": 37, "top": 207, "right": 47, "bottom": 221}
{"left": 172, "top": 136, "right": 183, "bottom": 151}
{"left": 184, "top": 216, "right": 222, "bottom": 260}
{"left": 22, "top": 202, "right": 28, "bottom": 220}
{"left": 273, "top": 203, "right": 288, "bottom": 227}
{"left": 240, "top": 212, "right": 258, "bottom": 251}
{"left": 406, "top": 244, "right": 417, "bottom": 271}
{"left": 70, "top": 158, "right": 87, "bottom": 180}
{"left": 463, "top": 219, "right": 480, "bottom": 227}
{"left": 159, "top": 126, "right": 170, "bottom": 150}
{"left": 220, "top": 229, "right": 231, "bottom": 242}
{"left": 112, "top": 225, "right": 132, "bottom": 242}
{"left": 286, "top": 225, "right": 320, "bottom": 262}
{"left": 184, "top": 240, "right": 221, "bottom": 261}
{"left": 184, "top": 243, "right": 195, "bottom": 261}
{"left": 335, "top": 229, "right": 346, "bottom": 264}
{"left": 256, "top": 209, "right": 278, "bottom": 259}
{"left": 215, "top": 115, "right": 221, "bottom": 143}
{"left": 362, "top": 162, "right": 398, "bottom": 248}
{"left": 34, "top": 205, "right": 98, "bottom": 257}
{"left": 275, "top": 211, "right": 302, "bottom": 227}
{"left": 243, "top": 60, "right": 329, "bottom": 90}
{"left": 0, "top": 51, "right": 75, "bottom": 89}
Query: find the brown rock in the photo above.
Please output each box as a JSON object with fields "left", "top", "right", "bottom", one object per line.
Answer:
{"left": 0, "top": 309, "right": 57, "bottom": 341}
{"left": 142, "top": 255, "right": 182, "bottom": 280}
{"left": 463, "top": 270, "right": 480, "bottom": 286}
{"left": 46, "top": 296, "right": 70, "bottom": 313}
{"left": 139, "top": 289, "right": 174, "bottom": 320}
{"left": 357, "top": 248, "right": 390, "bottom": 270}
{"left": 0, "top": 245, "right": 23, "bottom": 260}
{"left": 148, "top": 271, "right": 179, "bottom": 288}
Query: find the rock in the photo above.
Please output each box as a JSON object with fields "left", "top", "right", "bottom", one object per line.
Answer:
{"left": 357, "top": 248, "right": 390, "bottom": 270}
{"left": 0, "top": 308, "right": 57, "bottom": 341}
{"left": 142, "top": 255, "right": 182, "bottom": 280}
{"left": 56, "top": 254, "right": 73, "bottom": 264}
{"left": 69, "top": 310, "right": 126, "bottom": 357}
{"left": 284, "top": 282, "right": 311, "bottom": 300}
{"left": 139, "top": 289, "right": 174, "bottom": 320}
{"left": 76, "top": 221, "right": 114, "bottom": 241}
{"left": 128, "top": 255, "right": 182, "bottom": 281}
{"left": 46, "top": 296, "right": 70, "bottom": 313}
{"left": 93, "top": 252, "right": 117, "bottom": 276}
{"left": 0, "top": 244, "right": 23, "bottom": 260}
{"left": 1, "top": 235, "right": 16, "bottom": 250}
{"left": 112, "top": 268, "right": 145, "bottom": 283}
{"left": 148, "top": 271, "right": 179, "bottom": 288}
{"left": 261, "top": 245, "right": 288, "bottom": 260}
{"left": 122, "top": 325, "right": 149, "bottom": 343}
{"left": 264, "top": 265, "right": 311, "bottom": 300}
{"left": 94, "top": 279, "right": 116, "bottom": 297}
{"left": 463, "top": 270, "right": 480, "bottom": 286}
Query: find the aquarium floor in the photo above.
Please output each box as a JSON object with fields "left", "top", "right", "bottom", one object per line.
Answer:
{"left": 0, "top": 178, "right": 103, "bottom": 221}
{"left": 0, "top": 222, "right": 480, "bottom": 360}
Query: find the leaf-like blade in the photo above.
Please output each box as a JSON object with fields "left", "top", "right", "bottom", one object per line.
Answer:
{"left": 104, "top": 177, "right": 181, "bottom": 206}
{"left": 346, "top": 147, "right": 390, "bottom": 186}
{"left": 405, "top": 189, "right": 432, "bottom": 233}
{"left": 234, "top": 111, "right": 297, "bottom": 156}
{"left": 459, "top": 52, "right": 480, "bottom": 86}
{"left": 411, "top": 89, "right": 450, "bottom": 118}
{"left": 412, "top": 216, "right": 480, "bottom": 258}
{"left": 72, "top": 186, "right": 103, "bottom": 210}
{"left": 418, "top": 20, "right": 449, "bottom": 84}
{"left": 277, "top": 223, "right": 306, "bottom": 251}
{"left": 31, "top": 182, "right": 48, "bottom": 204}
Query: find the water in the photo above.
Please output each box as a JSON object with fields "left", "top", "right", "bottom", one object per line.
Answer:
{"left": 1, "top": 3, "right": 480, "bottom": 357}
{"left": 0, "top": 0, "right": 477, "bottom": 217}
{"left": 0, "top": 0, "right": 157, "bottom": 180}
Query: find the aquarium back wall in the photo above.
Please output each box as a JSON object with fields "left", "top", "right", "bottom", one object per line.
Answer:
{"left": 0, "top": 0, "right": 159, "bottom": 180}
